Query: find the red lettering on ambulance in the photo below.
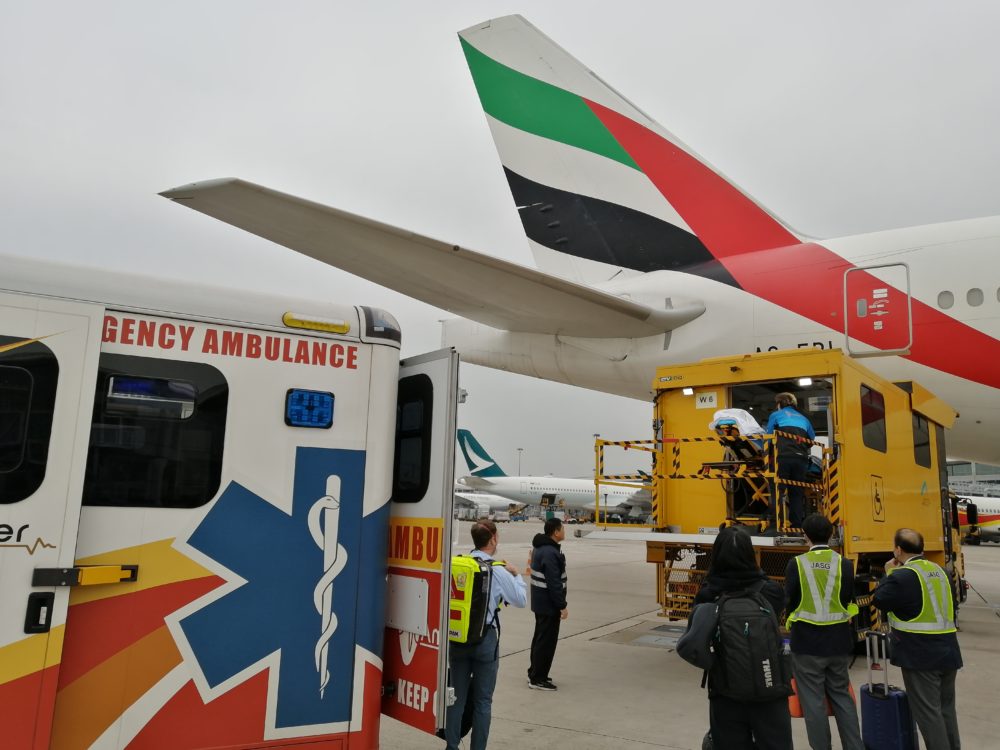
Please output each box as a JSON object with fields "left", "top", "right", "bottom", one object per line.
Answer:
{"left": 178, "top": 326, "right": 194, "bottom": 351}
{"left": 330, "top": 344, "right": 345, "bottom": 368}
{"left": 294, "top": 340, "right": 310, "bottom": 364}
{"left": 202, "top": 329, "right": 219, "bottom": 354}
{"left": 221, "top": 330, "right": 243, "bottom": 356}
{"left": 264, "top": 336, "right": 280, "bottom": 361}
{"left": 136, "top": 319, "right": 155, "bottom": 347}
{"left": 120, "top": 318, "right": 136, "bottom": 345}
{"left": 346, "top": 346, "right": 358, "bottom": 370}
{"left": 412, "top": 527, "right": 425, "bottom": 562}
{"left": 158, "top": 323, "right": 176, "bottom": 349}
{"left": 312, "top": 341, "right": 327, "bottom": 366}
{"left": 102, "top": 315, "right": 118, "bottom": 343}
{"left": 425, "top": 527, "right": 440, "bottom": 564}
{"left": 393, "top": 526, "right": 410, "bottom": 560}
{"left": 246, "top": 334, "right": 261, "bottom": 359}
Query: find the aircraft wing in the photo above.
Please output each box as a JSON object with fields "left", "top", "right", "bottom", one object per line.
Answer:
{"left": 160, "top": 178, "right": 704, "bottom": 338}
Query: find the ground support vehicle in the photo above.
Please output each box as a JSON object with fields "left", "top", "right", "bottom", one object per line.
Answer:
{"left": 0, "top": 256, "right": 458, "bottom": 749}
{"left": 593, "top": 349, "right": 967, "bottom": 640}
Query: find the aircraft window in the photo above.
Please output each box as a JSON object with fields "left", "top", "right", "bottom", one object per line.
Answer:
{"left": 82, "top": 354, "right": 228, "bottom": 508}
{"left": 912, "top": 413, "right": 931, "bottom": 468}
{"left": 967, "top": 288, "right": 984, "bottom": 307}
{"left": 0, "top": 337, "right": 58, "bottom": 504}
{"left": 391, "top": 373, "right": 433, "bottom": 503}
{"left": 860, "top": 385, "right": 887, "bottom": 453}
{"left": 937, "top": 291, "right": 954, "bottom": 309}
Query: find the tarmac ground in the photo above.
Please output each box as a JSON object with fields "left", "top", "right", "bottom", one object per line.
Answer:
{"left": 380, "top": 520, "right": 1000, "bottom": 749}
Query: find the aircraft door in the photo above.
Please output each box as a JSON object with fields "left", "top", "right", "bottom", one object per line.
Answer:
{"left": 0, "top": 294, "right": 104, "bottom": 750}
{"left": 844, "top": 263, "right": 912, "bottom": 357}
{"left": 382, "top": 349, "right": 459, "bottom": 736}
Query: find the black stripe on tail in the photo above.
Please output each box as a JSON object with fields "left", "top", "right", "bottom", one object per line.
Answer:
{"left": 505, "top": 167, "right": 738, "bottom": 287}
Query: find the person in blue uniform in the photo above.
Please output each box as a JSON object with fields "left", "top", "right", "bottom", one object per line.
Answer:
{"left": 765, "top": 392, "right": 815, "bottom": 528}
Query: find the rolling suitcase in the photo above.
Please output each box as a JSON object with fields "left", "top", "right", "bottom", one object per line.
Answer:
{"left": 861, "top": 631, "right": 919, "bottom": 750}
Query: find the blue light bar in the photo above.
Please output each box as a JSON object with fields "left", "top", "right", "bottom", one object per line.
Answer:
{"left": 285, "top": 389, "right": 334, "bottom": 429}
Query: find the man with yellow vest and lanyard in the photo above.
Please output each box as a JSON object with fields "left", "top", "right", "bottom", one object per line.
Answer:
{"left": 784, "top": 514, "right": 864, "bottom": 750}
{"left": 873, "top": 528, "right": 962, "bottom": 750}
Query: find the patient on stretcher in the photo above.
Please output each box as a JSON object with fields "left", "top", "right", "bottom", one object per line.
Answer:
{"left": 707, "top": 409, "right": 771, "bottom": 520}
{"left": 708, "top": 408, "right": 765, "bottom": 460}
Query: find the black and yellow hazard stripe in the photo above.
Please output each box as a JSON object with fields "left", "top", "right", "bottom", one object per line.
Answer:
{"left": 774, "top": 477, "right": 819, "bottom": 489}
{"left": 828, "top": 458, "right": 841, "bottom": 524}
{"left": 600, "top": 473, "right": 665, "bottom": 481}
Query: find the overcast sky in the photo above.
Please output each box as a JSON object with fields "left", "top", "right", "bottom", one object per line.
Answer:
{"left": 3, "top": 1, "right": 999, "bottom": 477}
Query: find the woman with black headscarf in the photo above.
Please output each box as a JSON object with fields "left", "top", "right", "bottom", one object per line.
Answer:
{"left": 694, "top": 525, "right": 792, "bottom": 750}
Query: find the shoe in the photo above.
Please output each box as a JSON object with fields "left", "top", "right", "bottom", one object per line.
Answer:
{"left": 528, "top": 680, "right": 557, "bottom": 691}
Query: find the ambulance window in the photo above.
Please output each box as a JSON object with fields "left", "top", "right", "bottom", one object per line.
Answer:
{"left": 82, "top": 354, "right": 228, "bottom": 508}
{"left": 0, "top": 368, "right": 31, "bottom": 473}
{"left": 912, "top": 413, "right": 931, "bottom": 468}
{"left": 860, "top": 385, "right": 887, "bottom": 452}
{"left": 391, "top": 374, "right": 432, "bottom": 503}
{"left": 0, "top": 338, "right": 58, "bottom": 504}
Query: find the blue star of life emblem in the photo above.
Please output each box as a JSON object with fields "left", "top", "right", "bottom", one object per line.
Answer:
{"left": 176, "top": 447, "right": 389, "bottom": 730}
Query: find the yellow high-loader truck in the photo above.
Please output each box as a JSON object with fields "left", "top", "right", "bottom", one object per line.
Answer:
{"left": 594, "top": 348, "right": 967, "bottom": 639}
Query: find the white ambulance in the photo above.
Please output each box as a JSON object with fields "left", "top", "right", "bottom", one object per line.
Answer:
{"left": 0, "top": 253, "right": 456, "bottom": 749}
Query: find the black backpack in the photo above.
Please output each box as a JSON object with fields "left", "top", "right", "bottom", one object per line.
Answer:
{"left": 709, "top": 580, "right": 792, "bottom": 702}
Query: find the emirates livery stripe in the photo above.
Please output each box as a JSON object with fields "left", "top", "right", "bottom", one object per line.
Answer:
{"left": 585, "top": 100, "right": 798, "bottom": 256}
{"left": 504, "top": 167, "right": 738, "bottom": 286}
{"left": 587, "top": 99, "right": 1000, "bottom": 390}
{"left": 462, "top": 38, "right": 1000, "bottom": 390}
{"left": 460, "top": 39, "right": 638, "bottom": 169}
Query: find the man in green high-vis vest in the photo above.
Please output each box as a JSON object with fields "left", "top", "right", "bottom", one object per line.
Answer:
{"left": 873, "top": 528, "right": 963, "bottom": 750}
{"left": 785, "top": 514, "right": 863, "bottom": 750}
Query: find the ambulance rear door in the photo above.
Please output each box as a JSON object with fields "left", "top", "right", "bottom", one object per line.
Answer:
{"left": 381, "top": 348, "right": 459, "bottom": 736}
{"left": 0, "top": 293, "right": 104, "bottom": 750}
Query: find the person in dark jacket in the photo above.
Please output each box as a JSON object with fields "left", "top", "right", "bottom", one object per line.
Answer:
{"left": 526, "top": 516, "right": 567, "bottom": 690}
{"left": 784, "top": 514, "right": 863, "bottom": 750}
{"left": 694, "top": 525, "right": 792, "bottom": 750}
{"left": 872, "top": 528, "right": 962, "bottom": 750}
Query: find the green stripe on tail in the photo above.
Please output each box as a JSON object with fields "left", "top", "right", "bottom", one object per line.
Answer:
{"left": 460, "top": 38, "right": 639, "bottom": 171}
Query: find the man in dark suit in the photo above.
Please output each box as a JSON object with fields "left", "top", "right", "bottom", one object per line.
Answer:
{"left": 873, "top": 528, "right": 962, "bottom": 750}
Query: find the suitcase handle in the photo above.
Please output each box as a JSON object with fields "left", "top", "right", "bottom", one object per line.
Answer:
{"left": 865, "top": 630, "right": 892, "bottom": 696}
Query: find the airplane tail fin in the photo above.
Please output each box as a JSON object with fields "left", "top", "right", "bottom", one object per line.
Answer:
{"left": 458, "top": 15, "right": 804, "bottom": 287}
{"left": 456, "top": 429, "right": 507, "bottom": 477}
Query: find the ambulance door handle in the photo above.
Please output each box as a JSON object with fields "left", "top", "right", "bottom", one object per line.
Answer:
{"left": 24, "top": 592, "right": 55, "bottom": 634}
{"left": 32, "top": 564, "right": 139, "bottom": 587}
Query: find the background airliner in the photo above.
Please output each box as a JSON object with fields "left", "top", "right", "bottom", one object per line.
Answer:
{"left": 957, "top": 496, "right": 1000, "bottom": 544}
{"left": 456, "top": 429, "right": 651, "bottom": 516}
{"left": 159, "top": 15, "right": 1000, "bottom": 464}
